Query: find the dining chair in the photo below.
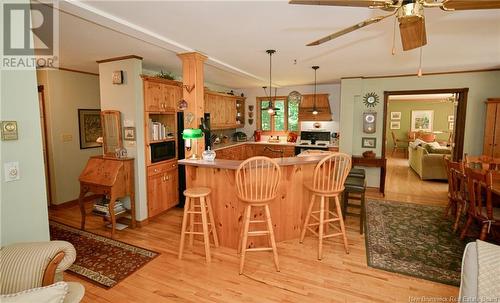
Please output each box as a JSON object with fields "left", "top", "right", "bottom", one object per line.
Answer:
{"left": 391, "top": 131, "right": 408, "bottom": 157}
{"left": 460, "top": 168, "right": 500, "bottom": 240}
{"left": 444, "top": 157, "right": 467, "bottom": 232}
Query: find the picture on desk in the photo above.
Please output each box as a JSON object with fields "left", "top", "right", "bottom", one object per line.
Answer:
{"left": 362, "top": 137, "right": 376, "bottom": 148}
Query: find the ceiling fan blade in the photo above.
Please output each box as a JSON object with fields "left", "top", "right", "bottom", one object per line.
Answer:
{"left": 306, "top": 14, "right": 393, "bottom": 46}
{"left": 289, "top": 0, "right": 395, "bottom": 7}
{"left": 442, "top": 0, "right": 500, "bottom": 10}
{"left": 399, "top": 18, "right": 427, "bottom": 51}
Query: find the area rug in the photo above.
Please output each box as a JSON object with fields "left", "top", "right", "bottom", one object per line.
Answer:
{"left": 365, "top": 200, "right": 473, "bottom": 286}
{"left": 49, "top": 220, "right": 159, "bottom": 288}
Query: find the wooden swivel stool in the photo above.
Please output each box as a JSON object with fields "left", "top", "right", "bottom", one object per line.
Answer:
{"left": 178, "top": 187, "right": 219, "bottom": 263}
{"left": 300, "top": 153, "right": 352, "bottom": 260}
{"left": 236, "top": 157, "right": 282, "bottom": 274}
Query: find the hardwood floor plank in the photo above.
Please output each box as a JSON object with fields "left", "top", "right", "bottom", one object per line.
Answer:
{"left": 50, "top": 163, "right": 457, "bottom": 302}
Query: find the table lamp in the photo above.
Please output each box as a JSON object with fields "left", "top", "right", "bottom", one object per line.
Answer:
{"left": 182, "top": 128, "right": 203, "bottom": 159}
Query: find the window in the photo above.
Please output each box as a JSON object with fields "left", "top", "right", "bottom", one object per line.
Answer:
{"left": 257, "top": 97, "right": 300, "bottom": 133}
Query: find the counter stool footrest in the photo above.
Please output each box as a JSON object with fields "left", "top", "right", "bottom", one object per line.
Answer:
{"left": 184, "top": 231, "right": 205, "bottom": 235}
{"left": 249, "top": 220, "right": 266, "bottom": 224}
{"left": 323, "top": 232, "right": 343, "bottom": 238}
{"left": 187, "top": 211, "right": 202, "bottom": 214}
{"left": 248, "top": 231, "right": 270, "bottom": 236}
{"left": 306, "top": 227, "right": 319, "bottom": 236}
{"left": 246, "top": 247, "right": 273, "bottom": 252}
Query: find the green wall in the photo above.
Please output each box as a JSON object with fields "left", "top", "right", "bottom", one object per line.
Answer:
{"left": 386, "top": 100, "right": 455, "bottom": 151}
{"left": 339, "top": 70, "right": 500, "bottom": 187}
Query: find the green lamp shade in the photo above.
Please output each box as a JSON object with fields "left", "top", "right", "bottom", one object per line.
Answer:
{"left": 182, "top": 128, "right": 203, "bottom": 139}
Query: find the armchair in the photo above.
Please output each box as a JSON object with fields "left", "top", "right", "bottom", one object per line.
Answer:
{"left": 0, "top": 240, "right": 84, "bottom": 303}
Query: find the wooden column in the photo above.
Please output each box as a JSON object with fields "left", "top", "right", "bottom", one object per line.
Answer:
{"left": 177, "top": 52, "right": 207, "bottom": 159}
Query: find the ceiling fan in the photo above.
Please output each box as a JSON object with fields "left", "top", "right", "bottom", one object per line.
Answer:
{"left": 290, "top": 0, "right": 500, "bottom": 51}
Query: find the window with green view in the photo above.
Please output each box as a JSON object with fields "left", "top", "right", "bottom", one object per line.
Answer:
{"left": 257, "top": 98, "right": 299, "bottom": 132}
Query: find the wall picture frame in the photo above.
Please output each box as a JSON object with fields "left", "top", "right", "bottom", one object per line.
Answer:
{"left": 411, "top": 110, "right": 434, "bottom": 132}
{"left": 123, "top": 127, "right": 136, "bottom": 141}
{"left": 390, "top": 112, "right": 401, "bottom": 120}
{"left": 448, "top": 115, "right": 454, "bottom": 122}
{"left": 390, "top": 121, "right": 401, "bottom": 129}
{"left": 362, "top": 137, "right": 376, "bottom": 148}
{"left": 78, "top": 109, "right": 102, "bottom": 149}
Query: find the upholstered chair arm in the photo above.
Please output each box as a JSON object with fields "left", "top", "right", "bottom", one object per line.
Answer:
{"left": 0, "top": 240, "right": 76, "bottom": 295}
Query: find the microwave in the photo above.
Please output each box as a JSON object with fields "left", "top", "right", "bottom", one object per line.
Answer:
{"left": 150, "top": 141, "right": 176, "bottom": 163}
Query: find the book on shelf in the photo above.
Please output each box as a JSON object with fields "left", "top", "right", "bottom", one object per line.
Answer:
{"left": 92, "top": 197, "right": 127, "bottom": 217}
{"left": 149, "top": 120, "right": 170, "bottom": 141}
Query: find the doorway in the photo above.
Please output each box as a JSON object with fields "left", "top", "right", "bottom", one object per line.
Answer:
{"left": 382, "top": 88, "right": 468, "bottom": 205}
{"left": 38, "top": 85, "right": 52, "bottom": 206}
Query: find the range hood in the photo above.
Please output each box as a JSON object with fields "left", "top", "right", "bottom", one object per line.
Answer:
{"left": 299, "top": 93, "right": 332, "bottom": 121}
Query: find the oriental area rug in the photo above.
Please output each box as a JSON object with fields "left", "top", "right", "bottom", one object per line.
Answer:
{"left": 364, "top": 200, "right": 473, "bottom": 286}
{"left": 49, "top": 220, "right": 159, "bottom": 288}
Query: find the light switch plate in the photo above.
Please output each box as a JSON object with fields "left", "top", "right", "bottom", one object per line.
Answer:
{"left": 62, "top": 134, "right": 73, "bottom": 142}
{"left": 4, "top": 161, "right": 20, "bottom": 182}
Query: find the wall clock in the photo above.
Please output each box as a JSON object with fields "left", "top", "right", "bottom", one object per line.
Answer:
{"left": 363, "top": 92, "right": 379, "bottom": 108}
{"left": 363, "top": 111, "right": 377, "bottom": 134}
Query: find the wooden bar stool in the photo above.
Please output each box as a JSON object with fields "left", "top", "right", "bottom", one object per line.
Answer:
{"left": 300, "top": 153, "right": 351, "bottom": 260}
{"left": 178, "top": 187, "right": 219, "bottom": 263}
{"left": 236, "top": 156, "right": 281, "bottom": 274}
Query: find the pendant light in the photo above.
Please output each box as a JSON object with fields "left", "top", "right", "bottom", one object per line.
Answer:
{"left": 262, "top": 49, "right": 279, "bottom": 115}
{"left": 312, "top": 66, "right": 319, "bottom": 115}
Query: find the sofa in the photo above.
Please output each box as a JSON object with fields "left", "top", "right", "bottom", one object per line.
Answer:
{"left": 0, "top": 241, "right": 84, "bottom": 303}
{"left": 459, "top": 240, "right": 500, "bottom": 302}
{"left": 408, "top": 144, "right": 448, "bottom": 180}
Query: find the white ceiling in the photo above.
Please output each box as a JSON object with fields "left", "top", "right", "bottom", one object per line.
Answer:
{"left": 53, "top": 1, "right": 500, "bottom": 88}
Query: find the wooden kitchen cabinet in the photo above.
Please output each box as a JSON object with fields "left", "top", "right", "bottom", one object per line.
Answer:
{"left": 142, "top": 76, "right": 182, "bottom": 113}
{"left": 204, "top": 91, "right": 245, "bottom": 130}
{"left": 147, "top": 160, "right": 179, "bottom": 218}
{"left": 483, "top": 98, "right": 500, "bottom": 158}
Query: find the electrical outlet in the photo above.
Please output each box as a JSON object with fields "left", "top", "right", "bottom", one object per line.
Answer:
{"left": 4, "top": 161, "right": 20, "bottom": 182}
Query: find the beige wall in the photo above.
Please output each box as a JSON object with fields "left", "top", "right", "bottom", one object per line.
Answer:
{"left": 98, "top": 58, "right": 148, "bottom": 220}
{"left": 1, "top": 1, "right": 49, "bottom": 246}
{"left": 36, "top": 69, "right": 102, "bottom": 205}
{"left": 340, "top": 70, "right": 500, "bottom": 187}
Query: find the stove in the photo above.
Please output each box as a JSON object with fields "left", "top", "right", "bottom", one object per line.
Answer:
{"left": 295, "top": 131, "right": 331, "bottom": 155}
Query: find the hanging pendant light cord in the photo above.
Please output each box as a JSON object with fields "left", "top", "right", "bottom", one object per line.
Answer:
{"left": 418, "top": 19, "right": 424, "bottom": 77}
{"left": 314, "top": 69, "right": 317, "bottom": 109}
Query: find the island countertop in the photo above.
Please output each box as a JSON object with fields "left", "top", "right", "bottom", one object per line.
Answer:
{"left": 178, "top": 154, "right": 327, "bottom": 170}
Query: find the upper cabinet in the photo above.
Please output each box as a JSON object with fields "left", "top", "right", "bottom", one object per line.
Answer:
{"left": 204, "top": 90, "right": 245, "bottom": 130}
{"left": 483, "top": 98, "right": 500, "bottom": 158}
{"left": 299, "top": 93, "right": 332, "bottom": 121}
{"left": 142, "top": 75, "right": 182, "bottom": 113}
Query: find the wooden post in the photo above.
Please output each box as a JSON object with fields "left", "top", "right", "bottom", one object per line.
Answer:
{"left": 177, "top": 52, "right": 208, "bottom": 159}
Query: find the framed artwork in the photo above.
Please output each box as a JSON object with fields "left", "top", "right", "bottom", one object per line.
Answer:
{"left": 411, "top": 110, "right": 434, "bottom": 132}
{"left": 124, "top": 127, "right": 136, "bottom": 141}
{"left": 78, "top": 109, "right": 102, "bottom": 149}
{"left": 390, "top": 121, "right": 401, "bottom": 129}
{"left": 390, "top": 112, "right": 401, "bottom": 120}
{"left": 449, "top": 122, "right": 454, "bottom": 131}
{"left": 362, "top": 137, "right": 377, "bottom": 148}
{"left": 448, "top": 115, "right": 454, "bottom": 122}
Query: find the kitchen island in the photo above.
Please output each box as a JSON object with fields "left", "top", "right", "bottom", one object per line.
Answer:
{"left": 178, "top": 154, "right": 328, "bottom": 249}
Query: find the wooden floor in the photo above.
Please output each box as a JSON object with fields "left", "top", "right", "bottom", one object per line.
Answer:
{"left": 50, "top": 185, "right": 457, "bottom": 303}
{"left": 384, "top": 154, "right": 448, "bottom": 206}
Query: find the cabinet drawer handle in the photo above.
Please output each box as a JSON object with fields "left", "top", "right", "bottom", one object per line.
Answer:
{"left": 154, "top": 168, "right": 159, "bottom": 172}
